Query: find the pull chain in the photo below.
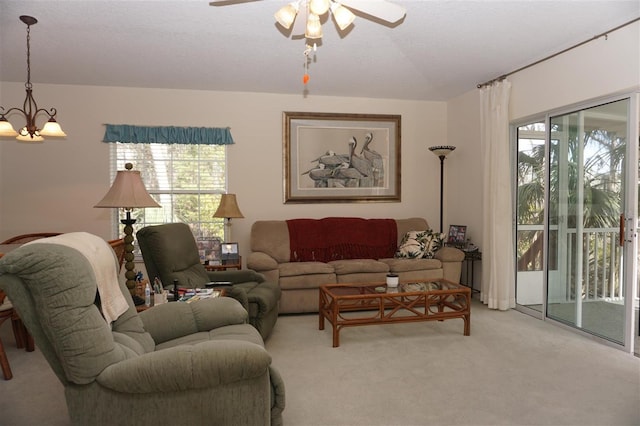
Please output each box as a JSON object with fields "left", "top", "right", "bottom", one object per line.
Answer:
{"left": 303, "top": 43, "right": 317, "bottom": 85}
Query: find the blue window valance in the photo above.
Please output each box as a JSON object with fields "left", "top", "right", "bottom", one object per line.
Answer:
{"left": 103, "top": 124, "right": 234, "bottom": 145}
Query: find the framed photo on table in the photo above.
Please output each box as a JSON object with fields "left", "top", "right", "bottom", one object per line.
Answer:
{"left": 221, "top": 242, "right": 239, "bottom": 262}
{"left": 197, "top": 237, "right": 222, "bottom": 265}
{"left": 283, "top": 111, "right": 401, "bottom": 203}
{"left": 447, "top": 225, "right": 467, "bottom": 247}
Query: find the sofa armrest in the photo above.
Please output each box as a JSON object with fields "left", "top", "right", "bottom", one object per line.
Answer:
{"left": 139, "top": 297, "right": 248, "bottom": 345}
{"left": 97, "top": 340, "right": 271, "bottom": 393}
{"left": 434, "top": 246, "right": 465, "bottom": 262}
{"left": 247, "top": 252, "right": 279, "bottom": 272}
{"left": 206, "top": 269, "right": 265, "bottom": 283}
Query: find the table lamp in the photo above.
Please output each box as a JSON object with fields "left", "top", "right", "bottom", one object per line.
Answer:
{"left": 95, "top": 163, "right": 160, "bottom": 297}
{"left": 213, "top": 194, "right": 244, "bottom": 242}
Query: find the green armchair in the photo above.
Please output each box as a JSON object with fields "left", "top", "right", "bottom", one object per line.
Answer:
{"left": 0, "top": 233, "right": 285, "bottom": 426}
{"left": 137, "top": 223, "right": 281, "bottom": 340}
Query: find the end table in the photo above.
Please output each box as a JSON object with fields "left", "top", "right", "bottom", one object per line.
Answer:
{"left": 462, "top": 250, "right": 481, "bottom": 294}
{"left": 204, "top": 256, "right": 242, "bottom": 271}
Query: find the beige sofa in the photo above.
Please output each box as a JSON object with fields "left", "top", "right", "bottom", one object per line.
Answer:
{"left": 248, "top": 217, "right": 465, "bottom": 313}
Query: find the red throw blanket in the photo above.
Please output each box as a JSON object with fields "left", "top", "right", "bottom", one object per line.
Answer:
{"left": 287, "top": 217, "right": 397, "bottom": 262}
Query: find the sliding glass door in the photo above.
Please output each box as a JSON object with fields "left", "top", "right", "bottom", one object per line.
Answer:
{"left": 547, "top": 98, "right": 632, "bottom": 345}
{"left": 515, "top": 95, "right": 638, "bottom": 352}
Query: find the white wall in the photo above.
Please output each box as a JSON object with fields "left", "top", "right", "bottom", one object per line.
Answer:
{"left": 509, "top": 21, "right": 640, "bottom": 121}
{"left": 0, "top": 84, "right": 448, "bottom": 261}
{"left": 446, "top": 20, "right": 639, "bottom": 291}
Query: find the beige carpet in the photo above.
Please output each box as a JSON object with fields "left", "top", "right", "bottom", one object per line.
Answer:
{"left": 1, "top": 300, "right": 639, "bottom": 425}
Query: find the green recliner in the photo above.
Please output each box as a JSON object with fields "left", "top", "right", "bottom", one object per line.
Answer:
{"left": 0, "top": 233, "right": 285, "bottom": 426}
{"left": 137, "top": 223, "right": 281, "bottom": 340}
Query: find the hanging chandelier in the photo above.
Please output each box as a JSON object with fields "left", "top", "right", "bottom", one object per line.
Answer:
{"left": 0, "top": 16, "right": 66, "bottom": 143}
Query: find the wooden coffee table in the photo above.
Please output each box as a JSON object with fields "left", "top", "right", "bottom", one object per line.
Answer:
{"left": 319, "top": 280, "right": 471, "bottom": 347}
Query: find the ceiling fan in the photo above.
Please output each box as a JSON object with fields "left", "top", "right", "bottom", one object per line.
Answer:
{"left": 209, "top": 0, "right": 407, "bottom": 39}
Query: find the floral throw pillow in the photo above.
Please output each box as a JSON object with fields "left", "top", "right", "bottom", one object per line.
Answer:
{"left": 422, "top": 230, "right": 446, "bottom": 259}
{"left": 394, "top": 230, "right": 429, "bottom": 258}
{"left": 394, "top": 230, "right": 445, "bottom": 259}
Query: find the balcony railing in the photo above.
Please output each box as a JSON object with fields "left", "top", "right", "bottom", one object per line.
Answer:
{"left": 517, "top": 226, "right": 630, "bottom": 302}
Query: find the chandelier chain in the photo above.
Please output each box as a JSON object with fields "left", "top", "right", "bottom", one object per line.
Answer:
{"left": 25, "top": 24, "right": 32, "bottom": 89}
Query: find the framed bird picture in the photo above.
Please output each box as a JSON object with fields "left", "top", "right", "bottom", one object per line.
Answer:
{"left": 283, "top": 111, "right": 401, "bottom": 203}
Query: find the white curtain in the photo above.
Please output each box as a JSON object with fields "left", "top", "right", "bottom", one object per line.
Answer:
{"left": 480, "top": 79, "right": 515, "bottom": 311}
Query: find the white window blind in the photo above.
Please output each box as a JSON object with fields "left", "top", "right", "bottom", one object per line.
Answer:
{"left": 109, "top": 142, "right": 227, "bottom": 240}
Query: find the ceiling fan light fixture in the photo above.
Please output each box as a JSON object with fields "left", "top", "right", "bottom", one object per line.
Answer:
{"left": 331, "top": 2, "right": 356, "bottom": 31}
{"left": 305, "top": 13, "right": 323, "bottom": 39}
{"left": 309, "top": 0, "right": 330, "bottom": 16}
{"left": 274, "top": 2, "right": 300, "bottom": 29}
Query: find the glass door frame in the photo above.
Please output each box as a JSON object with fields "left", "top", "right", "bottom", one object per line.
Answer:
{"left": 512, "top": 92, "right": 639, "bottom": 354}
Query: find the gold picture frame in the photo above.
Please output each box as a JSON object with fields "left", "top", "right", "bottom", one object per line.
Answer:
{"left": 283, "top": 111, "right": 401, "bottom": 203}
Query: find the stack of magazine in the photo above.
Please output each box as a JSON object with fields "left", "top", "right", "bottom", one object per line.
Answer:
{"left": 178, "top": 288, "right": 222, "bottom": 303}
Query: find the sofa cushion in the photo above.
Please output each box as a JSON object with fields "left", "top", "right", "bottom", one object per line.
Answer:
{"left": 328, "top": 259, "right": 389, "bottom": 275}
{"left": 279, "top": 261, "right": 335, "bottom": 277}
{"left": 379, "top": 257, "right": 442, "bottom": 273}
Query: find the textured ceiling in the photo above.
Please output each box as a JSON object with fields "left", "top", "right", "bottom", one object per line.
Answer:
{"left": 0, "top": 0, "right": 638, "bottom": 101}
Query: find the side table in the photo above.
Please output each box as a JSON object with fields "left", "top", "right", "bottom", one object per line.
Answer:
{"left": 204, "top": 256, "right": 242, "bottom": 271}
{"left": 461, "top": 250, "right": 481, "bottom": 294}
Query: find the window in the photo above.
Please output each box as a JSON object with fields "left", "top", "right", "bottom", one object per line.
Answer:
{"left": 109, "top": 142, "right": 227, "bottom": 240}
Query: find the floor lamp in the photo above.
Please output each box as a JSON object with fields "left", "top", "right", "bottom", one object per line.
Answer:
{"left": 428, "top": 145, "right": 456, "bottom": 233}
{"left": 213, "top": 194, "right": 244, "bottom": 242}
{"left": 95, "top": 163, "right": 160, "bottom": 298}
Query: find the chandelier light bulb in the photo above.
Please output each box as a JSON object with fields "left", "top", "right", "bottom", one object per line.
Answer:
{"left": 16, "top": 127, "right": 44, "bottom": 142}
{"left": 274, "top": 2, "right": 300, "bottom": 29}
{"left": 305, "top": 13, "right": 323, "bottom": 39}
{"left": 0, "top": 117, "right": 19, "bottom": 137}
{"left": 40, "top": 118, "right": 67, "bottom": 137}
{"left": 331, "top": 3, "right": 356, "bottom": 30}
{"left": 309, "top": 0, "right": 330, "bottom": 16}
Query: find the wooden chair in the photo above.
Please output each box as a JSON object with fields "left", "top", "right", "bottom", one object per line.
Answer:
{"left": 108, "top": 238, "right": 126, "bottom": 271}
{"left": 0, "top": 291, "right": 15, "bottom": 380}
{"left": 0, "top": 290, "right": 34, "bottom": 380}
{"left": 1, "top": 232, "right": 62, "bottom": 244}
{"left": 0, "top": 234, "right": 61, "bottom": 380}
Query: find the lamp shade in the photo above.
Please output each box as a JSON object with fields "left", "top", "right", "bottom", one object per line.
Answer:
{"left": 309, "top": 0, "right": 330, "bottom": 15}
{"left": 331, "top": 3, "right": 355, "bottom": 30}
{"left": 213, "top": 194, "right": 244, "bottom": 219}
{"left": 305, "top": 13, "right": 323, "bottom": 39}
{"left": 16, "top": 129, "right": 44, "bottom": 142}
{"left": 274, "top": 2, "right": 299, "bottom": 29}
{"left": 39, "top": 118, "right": 67, "bottom": 137}
{"left": 428, "top": 145, "right": 456, "bottom": 158}
{"left": 95, "top": 164, "right": 160, "bottom": 209}
{"left": 0, "top": 118, "right": 18, "bottom": 137}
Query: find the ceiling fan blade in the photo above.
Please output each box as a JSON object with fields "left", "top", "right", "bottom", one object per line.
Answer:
{"left": 209, "top": 0, "right": 262, "bottom": 5}
{"left": 339, "top": 0, "right": 406, "bottom": 24}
